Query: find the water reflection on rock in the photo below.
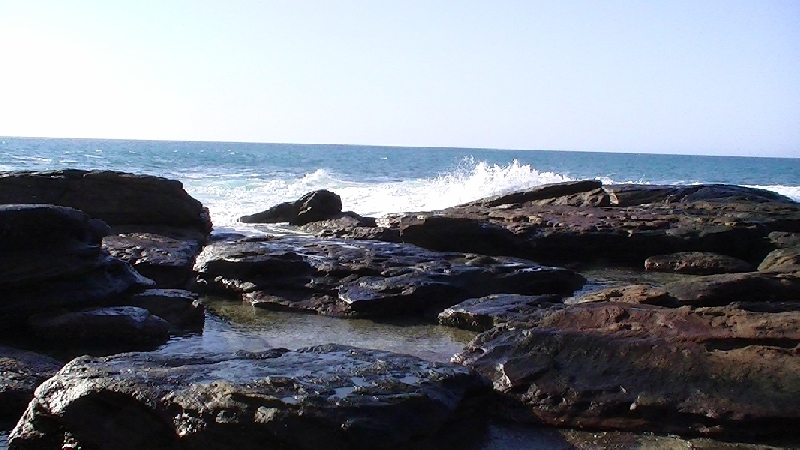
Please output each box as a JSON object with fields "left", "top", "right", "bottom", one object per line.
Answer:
{"left": 154, "top": 295, "right": 477, "bottom": 363}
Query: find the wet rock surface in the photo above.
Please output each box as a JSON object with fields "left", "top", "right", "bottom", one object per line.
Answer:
{"left": 438, "top": 294, "right": 563, "bottom": 331}
{"left": 9, "top": 344, "right": 488, "bottom": 450}
{"left": 0, "top": 347, "right": 62, "bottom": 427}
{"left": 103, "top": 227, "right": 206, "bottom": 288}
{"left": 239, "top": 189, "right": 344, "bottom": 225}
{"left": 193, "top": 237, "right": 585, "bottom": 317}
{"left": 453, "top": 302, "right": 800, "bottom": 439}
{"left": 644, "top": 251, "right": 754, "bottom": 275}
{"left": 0, "top": 169, "right": 212, "bottom": 234}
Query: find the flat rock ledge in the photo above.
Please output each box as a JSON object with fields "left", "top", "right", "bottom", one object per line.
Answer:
{"left": 9, "top": 344, "right": 488, "bottom": 450}
{"left": 453, "top": 302, "right": 800, "bottom": 440}
{"left": 303, "top": 182, "right": 800, "bottom": 268}
{"left": 192, "top": 236, "right": 585, "bottom": 317}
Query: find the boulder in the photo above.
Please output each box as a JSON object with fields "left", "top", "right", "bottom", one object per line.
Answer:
{"left": 128, "top": 289, "right": 204, "bottom": 331}
{"left": 0, "top": 347, "right": 62, "bottom": 427}
{"left": 438, "top": 294, "right": 563, "bottom": 331}
{"left": 0, "top": 170, "right": 211, "bottom": 234}
{"left": 0, "top": 205, "right": 154, "bottom": 328}
{"left": 664, "top": 270, "right": 800, "bottom": 307}
{"left": 574, "top": 284, "right": 677, "bottom": 307}
{"left": 193, "top": 237, "right": 585, "bottom": 318}
{"left": 27, "top": 306, "right": 171, "bottom": 348}
{"left": 644, "top": 252, "right": 754, "bottom": 275}
{"left": 9, "top": 344, "right": 488, "bottom": 450}
{"left": 239, "top": 189, "right": 343, "bottom": 226}
{"left": 453, "top": 302, "right": 800, "bottom": 439}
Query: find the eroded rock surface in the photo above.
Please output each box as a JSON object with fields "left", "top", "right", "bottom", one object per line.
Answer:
{"left": 9, "top": 344, "right": 488, "bottom": 450}
{"left": 0, "top": 205, "right": 153, "bottom": 328}
{"left": 103, "top": 227, "right": 206, "bottom": 288}
{"left": 193, "top": 237, "right": 585, "bottom": 317}
{"left": 454, "top": 302, "right": 800, "bottom": 439}
{"left": 644, "top": 252, "right": 754, "bottom": 275}
{"left": 0, "top": 347, "right": 62, "bottom": 427}
{"left": 305, "top": 182, "right": 800, "bottom": 267}
{"left": 438, "top": 294, "right": 563, "bottom": 331}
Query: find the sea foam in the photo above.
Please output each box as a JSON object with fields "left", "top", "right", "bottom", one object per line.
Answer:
{"left": 186, "top": 159, "right": 576, "bottom": 228}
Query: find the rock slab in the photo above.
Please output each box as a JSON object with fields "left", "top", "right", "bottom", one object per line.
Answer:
{"left": 10, "top": 344, "right": 488, "bottom": 450}
{"left": 454, "top": 302, "right": 800, "bottom": 439}
{"left": 193, "top": 237, "right": 585, "bottom": 317}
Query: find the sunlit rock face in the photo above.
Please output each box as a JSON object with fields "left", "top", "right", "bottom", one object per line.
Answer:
{"left": 9, "top": 344, "right": 489, "bottom": 450}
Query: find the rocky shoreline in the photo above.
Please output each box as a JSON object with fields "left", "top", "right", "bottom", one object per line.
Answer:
{"left": 1, "top": 169, "right": 798, "bottom": 448}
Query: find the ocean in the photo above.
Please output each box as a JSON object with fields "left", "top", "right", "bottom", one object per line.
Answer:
{"left": 2, "top": 137, "right": 798, "bottom": 235}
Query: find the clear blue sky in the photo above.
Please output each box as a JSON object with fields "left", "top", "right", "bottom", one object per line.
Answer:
{"left": 1, "top": 1, "right": 798, "bottom": 157}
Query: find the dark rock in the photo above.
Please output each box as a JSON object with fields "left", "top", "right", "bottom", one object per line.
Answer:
{"left": 128, "top": 289, "right": 204, "bottom": 331}
{"left": 453, "top": 302, "right": 800, "bottom": 438}
{"left": 370, "top": 182, "right": 800, "bottom": 265}
{"left": 300, "top": 212, "right": 403, "bottom": 241}
{"left": 9, "top": 344, "right": 488, "bottom": 450}
{"left": 664, "top": 270, "right": 800, "bottom": 307}
{"left": 0, "top": 347, "right": 62, "bottom": 427}
{"left": 0, "top": 170, "right": 211, "bottom": 234}
{"left": 644, "top": 252, "right": 754, "bottom": 275}
{"left": 460, "top": 180, "right": 605, "bottom": 208}
{"left": 103, "top": 227, "right": 205, "bottom": 288}
{"left": 1, "top": 256, "right": 154, "bottom": 326}
{"left": 399, "top": 216, "right": 523, "bottom": 257}
{"left": 0, "top": 205, "right": 108, "bottom": 285}
{"left": 605, "top": 183, "right": 794, "bottom": 206}
{"left": 438, "top": 294, "right": 563, "bottom": 331}
{"left": 239, "top": 189, "right": 343, "bottom": 226}
{"left": 27, "top": 306, "right": 171, "bottom": 348}
{"left": 574, "top": 284, "right": 677, "bottom": 307}
{"left": 193, "top": 237, "right": 584, "bottom": 317}
{"left": 0, "top": 205, "right": 154, "bottom": 328}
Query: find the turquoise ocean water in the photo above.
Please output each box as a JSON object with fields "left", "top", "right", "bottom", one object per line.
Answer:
{"left": 2, "top": 137, "right": 798, "bottom": 233}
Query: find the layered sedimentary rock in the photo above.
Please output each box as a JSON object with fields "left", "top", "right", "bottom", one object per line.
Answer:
{"left": 453, "top": 302, "right": 800, "bottom": 439}
{"left": 0, "top": 205, "right": 153, "bottom": 329}
{"left": 304, "top": 182, "right": 800, "bottom": 267}
{"left": 9, "top": 344, "right": 488, "bottom": 450}
{"left": 0, "top": 170, "right": 211, "bottom": 288}
{"left": 193, "top": 236, "right": 585, "bottom": 317}
{"left": 0, "top": 169, "right": 211, "bottom": 232}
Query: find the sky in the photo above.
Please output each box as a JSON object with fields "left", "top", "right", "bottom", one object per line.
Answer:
{"left": 0, "top": 1, "right": 798, "bottom": 157}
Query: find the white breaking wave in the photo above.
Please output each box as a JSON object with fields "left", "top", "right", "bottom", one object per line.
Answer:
{"left": 748, "top": 185, "right": 800, "bottom": 202}
{"left": 185, "top": 159, "right": 575, "bottom": 228}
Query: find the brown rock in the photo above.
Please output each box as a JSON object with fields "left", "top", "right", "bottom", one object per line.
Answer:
{"left": 644, "top": 252, "right": 754, "bottom": 275}
{"left": 454, "top": 302, "right": 800, "bottom": 438}
{"left": 664, "top": 271, "right": 800, "bottom": 307}
{"left": 575, "top": 284, "right": 676, "bottom": 306}
{"left": 758, "top": 247, "right": 800, "bottom": 272}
